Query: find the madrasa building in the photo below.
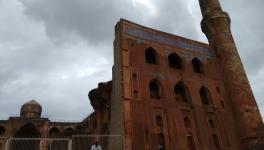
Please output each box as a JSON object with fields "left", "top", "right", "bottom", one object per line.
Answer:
{"left": 1, "top": 0, "right": 264, "bottom": 150}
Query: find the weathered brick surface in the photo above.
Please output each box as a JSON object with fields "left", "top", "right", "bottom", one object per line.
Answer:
{"left": 200, "top": 0, "right": 264, "bottom": 149}
{"left": 111, "top": 19, "right": 243, "bottom": 149}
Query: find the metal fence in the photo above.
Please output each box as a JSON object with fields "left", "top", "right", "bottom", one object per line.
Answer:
{"left": 0, "top": 138, "right": 8, "bottom": 150}
{"left": 71, "top": 135, "right": 122, "bottom": 150}
{"left": 3, "top": 138, "right": 69, "bottom": 150}
{"left": 0, "top": 135, "right": 121, "bottom": 150}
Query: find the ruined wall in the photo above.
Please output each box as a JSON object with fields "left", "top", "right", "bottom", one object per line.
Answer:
{"left": 111, "top": 19, "right": 243, "bottom": 150}
{"left": 108, "top": 22, "right": 126, "bottom": 150}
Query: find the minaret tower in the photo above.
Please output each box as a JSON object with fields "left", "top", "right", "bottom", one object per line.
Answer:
{"left": 198, "top": 0, "right": 264, "bottom": 149}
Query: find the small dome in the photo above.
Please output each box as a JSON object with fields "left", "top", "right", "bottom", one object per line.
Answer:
{"left": 20, "top": 100, "right": 42, "bottom": 118}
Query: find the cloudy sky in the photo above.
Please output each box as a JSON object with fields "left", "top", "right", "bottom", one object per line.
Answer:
{"left": 0, "top": 0, "right": 263, "bottom": 121}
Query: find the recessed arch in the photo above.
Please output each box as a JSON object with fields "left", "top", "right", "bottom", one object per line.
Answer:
{"left": 49, "top": 127, "right": 60, "bottom": 136}
{"left": 200, "top": 86, "right": 212, "bottom": 105}
{"left": 132, "top": 73, "right": 137, "bottom": 80}
{"left": 187, "top": 132, "right": 197, "bottom": 150}
{"left": 212, "top": 134, "right": 220, "bottom": 148}
{"left": 158, "top": 133, "right": 165, "bottom": 145}
{"left": 14, "top": 123, "right": 40, "bottom": 138}
{"left": 12, "top": 123, "right": 40, "bottom": 150}
{"left": 168, "top": 53, "right": 183, "bottom": 69}
{"left": 156, "top": 115, "right": 163, "bottom": 127}
{"left": 220, "top": 100, "right": 225, "bottom": 109}
{"left": 133, "top": 90, "right": 138, "bottom": 99}
{"left": 145, "top": 47, "right": 158, "bottom": 64}
{"left": 65, "top": 127, "right": 74, "bottom": 137}
{"left": 0, "top": 126, "right": 5, "bottom": 136}
{"left": 208, "top": 119, "right": 215, "bottom": 128}
{"left": 65, "top": 127, "right": 73, "bottom": 132}
{"left": 192, "top": 58, "right": 203, "bottom": 73}
{"left": 216, "top": 86, "right": 220, "bottom": 93}
{"left": 184, "top": 117, "right": 191, "bottom": 128}
{"left": 174, "top": 82, "right": 191, "bottom": 103}
{"left": 149, "top": 79, "right": 162, "bottom": 99}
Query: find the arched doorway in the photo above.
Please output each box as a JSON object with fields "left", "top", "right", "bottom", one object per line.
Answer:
{"left": 0, "top": 126, "right": 5, "bottom": 136}
{"left": 11, "top": 123, "right": 41, "bottom": 150}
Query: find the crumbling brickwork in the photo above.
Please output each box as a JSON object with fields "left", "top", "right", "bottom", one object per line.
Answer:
{"left": 109, "top": 19, "right": 243, "bottom": 150}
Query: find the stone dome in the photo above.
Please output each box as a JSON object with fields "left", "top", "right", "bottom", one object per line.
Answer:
{"left": 20, "top": 100, "right": 42, "bottom": 118}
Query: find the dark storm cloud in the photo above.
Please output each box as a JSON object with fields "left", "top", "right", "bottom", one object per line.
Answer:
{"left": 19, "top": 0, "right": 202, "bottom": 45}
{"left": 0, "top": 0, "right": 112, "bottom": 120}
{"left": 0, "top": 0, "right": 263, "bottom": 120}
{"left": 19, "top": 0, "right": 140, "bottom": 45}
{"left": 1, "top": 0, "right": 203, "bottom": 120}
{"left": 222, "top": 0, "right": 264, "bottom": 75}
{"left": 220, "top": 0, "right": 264, "bottom": 112}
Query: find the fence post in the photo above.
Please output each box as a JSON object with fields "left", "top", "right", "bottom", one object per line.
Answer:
{"left": 4, "top": 139, "right": 10, "bottom": 150}
{"left": 67, "top": 139, "right": 72, "bottom": 150}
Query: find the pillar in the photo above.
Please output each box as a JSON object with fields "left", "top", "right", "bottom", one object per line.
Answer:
{"left": 198, "top": 0, "right": 264, "bottom": 149}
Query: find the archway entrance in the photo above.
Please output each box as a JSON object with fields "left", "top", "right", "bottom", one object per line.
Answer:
{"left": 11, "top": 123, "right": 41, "bottom": 150}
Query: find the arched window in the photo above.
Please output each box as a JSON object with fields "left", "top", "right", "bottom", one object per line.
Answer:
{"left": 184, "top": 117, "right": 191, "bottom": 128}
{"left": 174, "top": 82, "right": 191, "bottom": 103}
{"left": 208, "top": 119, "right": 215, "bottom": 128}
{"left": 187, "top": 132, "right": 197, "bottom": 150}
{"left": 168, "top": 53, "right": 183, "bottom": 69}
{"left": 145, "top": 47, "right": 158, "bottom": 64}
{"left": 200, "top": 87, "right": 212, "bottom": 105}
{"left": 0, "top": 126, "right": 5, "bottom": 136}
{"left": 149, "top": 80, "right": 162, "bottom": 99}
{"left": 212, "top": 134, "right": 220, "bottom": 148}
{"left": 192, "top": 58, "right": 203, "bottom": 73}
{"left": 156, "top": 115, "right": 163, "bottom": 127}
{"left": 49, "top": 127, "right": 59, "bottom": 136}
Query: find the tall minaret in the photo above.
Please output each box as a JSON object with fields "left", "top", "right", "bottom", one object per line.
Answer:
{"left": 198, "top": 0, "right": 264, "bottom": 149}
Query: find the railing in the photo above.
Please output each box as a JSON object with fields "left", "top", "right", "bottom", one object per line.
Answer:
{"left": 1, "top": 138, "right": 69, "bottom": 150}
{"left": 71, "top": 135, "right": 122, "bottom": 150}
{"left": 0, "top": 135, "right": 122, "bottom": 150}
{"left": 0, "top": 137, "right": 8, "bottom": 150}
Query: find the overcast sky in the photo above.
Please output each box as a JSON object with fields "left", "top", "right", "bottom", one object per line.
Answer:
{"left": 0, "top": 0, "right": 263, "bottom": 121}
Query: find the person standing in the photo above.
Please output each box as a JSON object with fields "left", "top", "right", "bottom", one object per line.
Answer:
{"left": 158, "top": 144, "right": 165, "bottom": 150}
{"left": 91, "top": 141, "right": 102, "bottom": 150}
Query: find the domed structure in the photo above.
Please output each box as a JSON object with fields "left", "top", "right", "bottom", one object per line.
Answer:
{"left": 20, "top": 100, "right": 42, "bottom": 118}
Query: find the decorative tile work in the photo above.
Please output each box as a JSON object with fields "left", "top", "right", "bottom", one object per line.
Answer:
{"left": 124, "top": 27, "right": 215, "bottom": 59}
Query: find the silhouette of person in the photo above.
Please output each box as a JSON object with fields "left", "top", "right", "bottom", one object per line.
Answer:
{"left": 158, "top": 144, "right": 165, "bottom": 150}
{"left": 91, "top": 141, "right": 102, "bottom": 150}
